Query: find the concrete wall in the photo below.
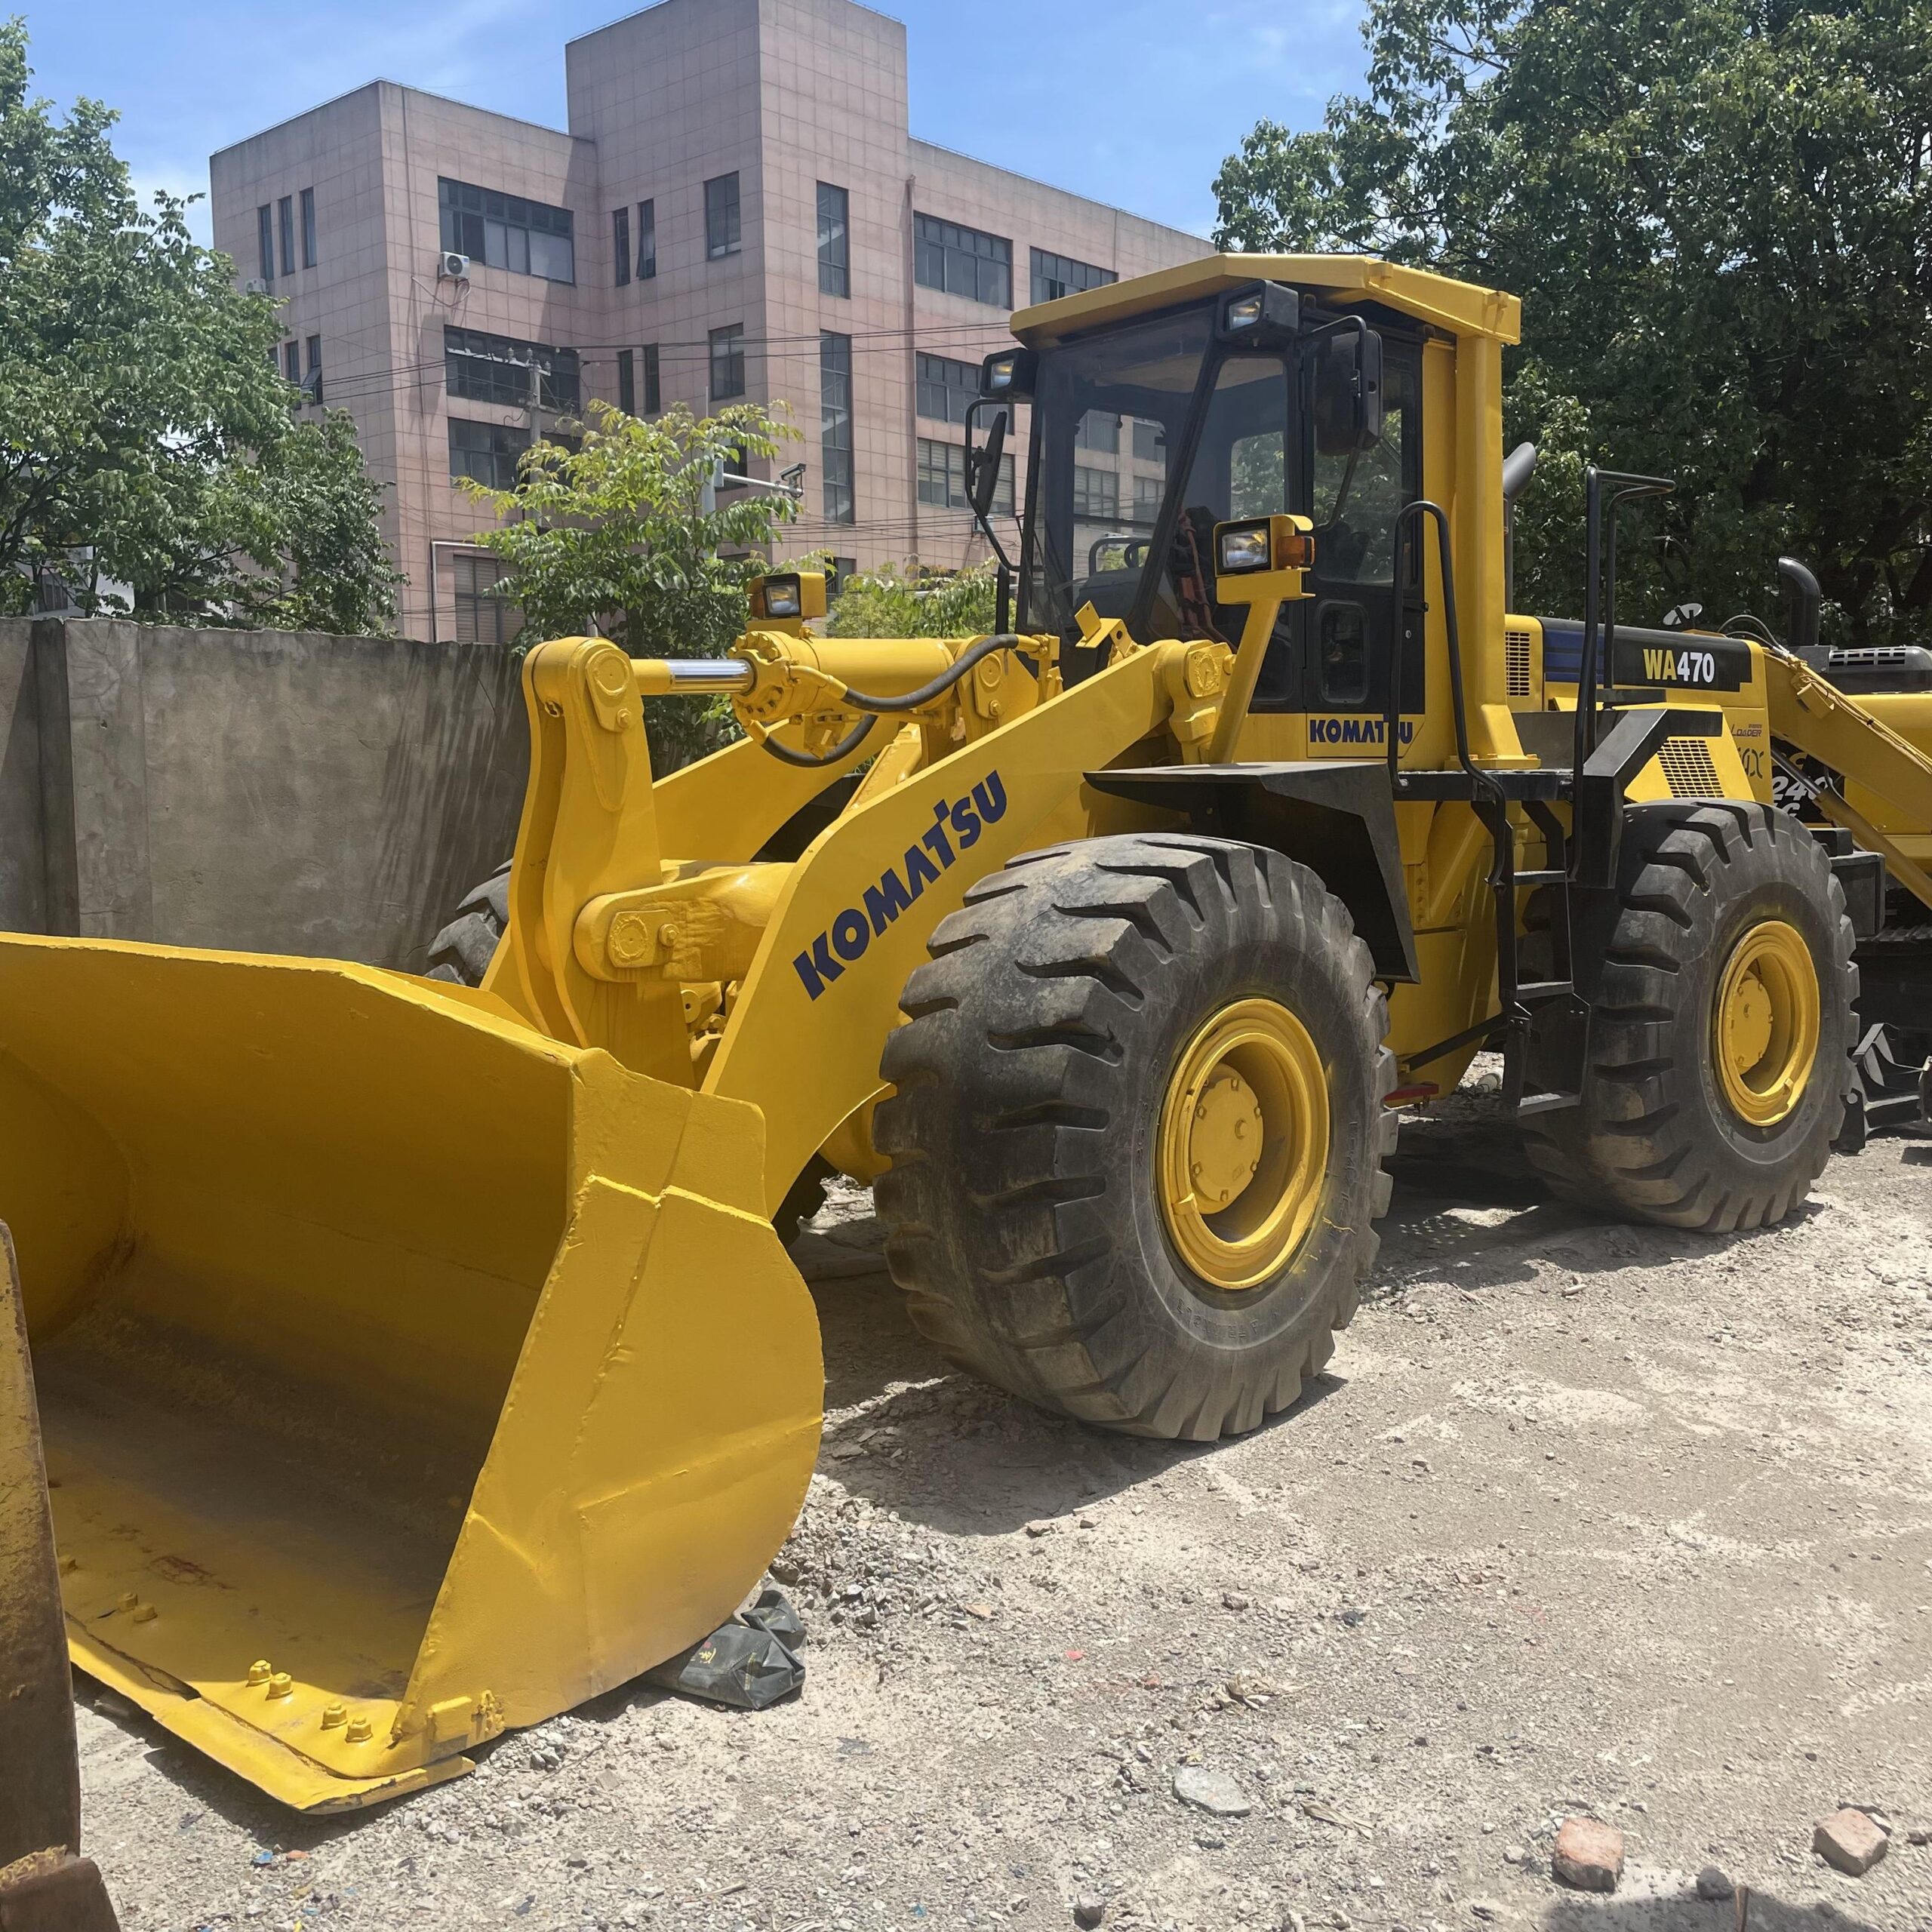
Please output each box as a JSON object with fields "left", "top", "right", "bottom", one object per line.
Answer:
{"left": 0, "top": 620, "right": 528, "bottom": 971}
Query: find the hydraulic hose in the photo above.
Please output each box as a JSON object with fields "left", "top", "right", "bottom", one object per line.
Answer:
{"left": 757, "top": 710, "right": 878, "bottom": 769}
{"left": 834, "top": 633, "right": 1019, "bottom": 714}
{"left": 744, "top": 633, "right": 1017, "bottom": 765}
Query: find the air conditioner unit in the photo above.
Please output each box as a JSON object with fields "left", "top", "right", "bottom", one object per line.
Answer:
{"left": 243, "top": 277, "right": 269, "bottom": 295}
{"left": 438, "top": 251, "right": 472, "bottom": 281}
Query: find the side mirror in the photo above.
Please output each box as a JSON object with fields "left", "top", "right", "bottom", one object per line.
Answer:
{"left": 1313, "top": 325, "right": 1384, "bottom": 456}
{"left": 968, "top": 409, "right": 1008, "bottom": 521}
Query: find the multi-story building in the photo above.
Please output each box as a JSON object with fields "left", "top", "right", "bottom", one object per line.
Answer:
{"left": 207, "top": 0, "right": 1204, "bottom": 642}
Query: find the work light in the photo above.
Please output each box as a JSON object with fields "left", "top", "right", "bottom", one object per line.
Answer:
{"left": 979, "top": 348, "right": 1038, "bottom": 401}
{"left": 760, "top": 574, "right": 804, "bottom": 619}
{"left": 1216, "top": 521, "right": 1275, "bottom": 574}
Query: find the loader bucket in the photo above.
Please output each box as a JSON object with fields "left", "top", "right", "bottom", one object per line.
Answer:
{"left": 0, "top": 934, "right": 822, "bottom": 1813}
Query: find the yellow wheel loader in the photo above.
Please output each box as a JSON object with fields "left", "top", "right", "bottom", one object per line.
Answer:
{"left": 5, "top": 254, "right": 1931, "bottom": 1814}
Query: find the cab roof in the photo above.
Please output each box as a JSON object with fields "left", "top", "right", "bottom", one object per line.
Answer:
{"left": 1010, "top": 253, "right": 1522, "bottom": 349}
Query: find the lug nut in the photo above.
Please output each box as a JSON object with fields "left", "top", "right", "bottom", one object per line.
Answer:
{"left": 344, "top": 1715, "right": 374, "bottom": 1744}
{"left": 321, "top": 1701, "right": 348, "bottom": 1729}
{"left": 132, "top": 1602, "right": 158, "bottom": 1623}
{"left": 57, "top": 1554, "right": 76, "bottom": 1574}
{"left": 267, "top": 1672, "right": 294, "bottom": 1699}
{"left": 247, "top": 1659, "right": 272, "bottom": 1686}
{"left": 116, "top": 1590, "right": 140, "bottom": 1612}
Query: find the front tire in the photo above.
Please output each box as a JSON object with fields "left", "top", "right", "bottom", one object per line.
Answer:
{"left": 873, "top": 834, "right": 1396, "bottom": 1441}
{"left": 1524, "top": 804, "right": 1856, "bottom": 1230}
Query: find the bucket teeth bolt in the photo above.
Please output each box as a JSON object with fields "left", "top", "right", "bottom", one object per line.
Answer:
{"left": 344, "top": 1715, "right": 374, "bottom": 1743}
{"left": 247, "top": 1659, "right": 272, "bottom": 1687}
{"left": 321, "top": 1701, "right": 348, "bottom": 1729}
{"left": 57, "top": 1553, "right": 76, "bottom": 1574}
{"left": 133, "top": 1602, "right": 158, "bottom": 1623}
{"left": 116, "top": 1590, "right": 140, "bottom": 1612}
{"left": 267, "top": 1672, "right": 294, "bottom": 1700}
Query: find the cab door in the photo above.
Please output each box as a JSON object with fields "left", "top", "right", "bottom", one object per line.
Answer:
{"left": 1251, "top": 334, "right": 1423, "bottom": 727}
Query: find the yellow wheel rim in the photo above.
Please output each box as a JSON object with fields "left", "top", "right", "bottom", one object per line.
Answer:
{"left": 1156, "top": 997, "right": 1330, "bottom": 1291}
{"left": 1712, "top": 919, "right": 1820, "bottom": 1127}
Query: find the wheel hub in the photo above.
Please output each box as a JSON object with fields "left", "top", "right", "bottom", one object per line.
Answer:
{"left": 1186, "top": 1068, "right": 1266, "bottom": 1211}
{"left": 1712, "top": 919, "right": 1820, "bottom": 1127}
{"left": 1157, "top": 998, "right": 1330, "bottom": 1291}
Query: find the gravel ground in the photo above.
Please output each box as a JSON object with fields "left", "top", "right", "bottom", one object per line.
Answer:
{"left": 72, "top": 1090, "right": 1932, "bottom": 1932}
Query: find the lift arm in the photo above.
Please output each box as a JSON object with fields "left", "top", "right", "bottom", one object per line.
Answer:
{"left": 1763, "top": 649, "right": 1932, "bottom": 912}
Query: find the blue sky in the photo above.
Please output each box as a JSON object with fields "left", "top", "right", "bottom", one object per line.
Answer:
{"left": 26, "top": 0, "right": 1367, "bottom": 245}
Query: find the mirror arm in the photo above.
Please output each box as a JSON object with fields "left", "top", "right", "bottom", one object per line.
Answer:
{"left": 962, "top": 398, "right": 1017, "bottom": 575}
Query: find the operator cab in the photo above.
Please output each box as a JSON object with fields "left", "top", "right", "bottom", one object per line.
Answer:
{"left": 971, "top": 279, "right": 1423, "bottom": 718}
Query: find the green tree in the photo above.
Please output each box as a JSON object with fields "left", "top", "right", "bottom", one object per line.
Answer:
{"left": 824, "top": 559, "right": 999, "bottom": 638}
{"left": 461, "top": 399, "right": 799, "bottom": 768}
{"left": 0, "top": 19, "right": 396, "bottom": 629}
{"left": 1214, "top": 0, "right": 1932, "bottom": 644}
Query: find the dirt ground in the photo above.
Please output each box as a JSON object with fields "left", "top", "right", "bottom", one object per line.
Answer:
{"left": 74, "top": 1091, "right": 1932, "bottom": 1932}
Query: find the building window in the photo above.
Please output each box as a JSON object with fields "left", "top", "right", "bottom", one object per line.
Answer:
{"left": 277, "top": 195, "right": 295, "bottom": 277}
{"left": 305, "top": 335, "right": 322, "bottom": 404}
{"left": 642, "top": 343, "right": 661, "bottom": 414}
{"left": 612, "top": 206, "right": 630, "bottom": 287}
{"left": 914, "top": 214, "right": 1011, "bottom": 306}
{"left": 637, "top": 199, "right": 656, "bottom": 278}
{"left": 1073, "top": 465, "right": 1118, "bottom": 521}
{"left": 1133, "top": 419, "right": 1166, "bottom": 467}
{"left": 282, "top": 340, "right": 301, "bottom": 385}
{"left": 917, "top": 435, "right": 1012, "bottom": 515}
{"left": 1030, "top": 247, "right": 1116, "bottom": 306}
{"left": 300, "top": 187, "right": 317, "bottom": 269}
{"left": 449, "top": 418, "right": 533, "bottom": 491}
{"left": 829, "top": 556, "right": 856, "bottom": 592}
{"left": 444, "top": 328, "right": 581, "bottom": 412}
{"left": 452, "top": 553, "right": 521, "bottom": 645}
{"left": 617, "top": 347, "right": 635, "bottom": 416}
{"left": 438, "top": 178, "right": 575, "bottom": 282}
{"left": 1134, "top": 474, "right": 1162, "bottom": 521}
{"left": 820, "top": 331, "right": 854, "bottom": 526}
{"left": 256, "top": 204, "right": 274, "bottom": 285}
{"left": 709, "top": 324, "right": 746, "bottom": 401}
{"left": 914, "top": 352, "right": 986, "bottom": 427}
{"left": 817, "top": 182, "right": 849, "bottom": 298}
{"left": 1075, "top": 410, "right": 1120, "bottom": 454}
{"left": 705, "top": 173, "right": 740, "bottom": 260}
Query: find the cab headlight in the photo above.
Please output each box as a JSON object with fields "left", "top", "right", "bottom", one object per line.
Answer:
{"left": 760, "top": 574, "right": 803, "bottom": 619}
{"left": 1216, "top": 521, "right": 1274, "bottom": 574}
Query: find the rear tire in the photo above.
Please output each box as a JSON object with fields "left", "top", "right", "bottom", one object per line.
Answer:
{"left": 1523, "top": 804, "right": 1856, "bottom": 1231}
{"left": 425, "top": 863, "right": 509, "bottom": 986}
{"left": 873, "top": 833, "right": 1396, "bottom": 1441}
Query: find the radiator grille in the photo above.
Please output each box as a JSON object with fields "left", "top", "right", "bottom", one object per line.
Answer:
{"left": 1658, "top": 736, "right": 1723, "bottom": 798}
{"left": 1504, "top": 626, "right": 1534, "bottom": 698}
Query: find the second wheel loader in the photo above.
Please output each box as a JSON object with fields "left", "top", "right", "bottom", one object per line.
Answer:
{"left": 4, "top": 254, "right": 1930, "bottom": 1813}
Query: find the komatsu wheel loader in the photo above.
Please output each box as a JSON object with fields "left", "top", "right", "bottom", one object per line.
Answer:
{"left": 5, "top": 254, "right": 1930, "bottom": 1814}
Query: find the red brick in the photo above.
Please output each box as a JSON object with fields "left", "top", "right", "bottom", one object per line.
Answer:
{"left": 1551, "top": 1816, "right": 1625, "bottom": 1893}
{"left": 1814, "top": 1807, "right": 1889, "bottom": 1877}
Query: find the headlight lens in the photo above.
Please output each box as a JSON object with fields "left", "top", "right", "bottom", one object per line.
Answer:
{"left": 1223, "top": 293, "right": 1263, "bottom": 331}
{"left": 1216, "top": 523, "right": 1273, "bottom": 574}
{"left": 984, "top": 355, "right": 1016, "bottom": 393}
{"left": 761, "top": 574, "right": 803, "bottom": 619}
